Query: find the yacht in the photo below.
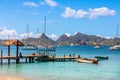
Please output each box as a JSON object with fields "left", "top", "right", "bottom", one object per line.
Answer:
{"left": 109, "top": 44, "right": 120, "bottom": 51}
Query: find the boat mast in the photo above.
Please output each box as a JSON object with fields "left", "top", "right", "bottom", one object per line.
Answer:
{"left": 27, "top": 24, "right": 29, "bottom": 39}
{"left": 26, "top": 24, "right": 29, "bottom": 46}
{"left": 115, "top": 22, "right": 119, "bottom": 38}
{"left": 44, "top": 16, "right": 46, "bottom": 34}
{"left": 114, "top": 22, "right": 119, "bottom": 45}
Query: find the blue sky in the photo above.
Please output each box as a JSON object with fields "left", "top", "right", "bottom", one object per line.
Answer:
{"left": 0, "top": 0, "right": 120, "bottom": 40}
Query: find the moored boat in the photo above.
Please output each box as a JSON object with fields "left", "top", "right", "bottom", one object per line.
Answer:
{"left": 37, "top": 46, "right": 56, "bottom": 51}
{"left": 22, "top": 46, "right": 37, "bottom": 50}
{"left": 94, "top": 45, "right": 101, "bottom": 49}
{"left": 109, "top": 45, "right": 120, "bottom": 51}
{"left": 95, "top": 56, "right": 108, "bottom": 59}
{"left": 76, "top": 58, "right": 98, "bottom": 64}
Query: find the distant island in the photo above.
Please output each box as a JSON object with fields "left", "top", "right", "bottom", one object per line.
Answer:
{"left": 0, "top": 32, "right": 120, "bottom": 46}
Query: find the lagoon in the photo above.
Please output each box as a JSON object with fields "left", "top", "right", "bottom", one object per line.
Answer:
{"left": 0, "top": 46, "right": 120, "bottom": 80}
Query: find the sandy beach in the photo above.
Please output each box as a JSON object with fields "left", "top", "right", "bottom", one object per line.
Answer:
{"left": 0, "top": 76, "right": 28, "bottom": 80}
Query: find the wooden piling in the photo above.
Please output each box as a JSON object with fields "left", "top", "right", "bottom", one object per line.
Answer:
{"left": 16, "top": 58, "right": 19, "bottom": 64}
{"left": 25, "top": 58, "right": 27, "bottom": 63}
{"left": 29, "top": 57, "right": 31, "bottom": 62}
{"left": 64, "top": 54, "right": 65, "bottom": 62}
{"left": 69, "top": 54, "right": 71, "bottom": 61}
{"left": 78, "top": 55, "right": 80, "bottom": 58}
{"left": 1, "top": 50, "right": 3, "bottom": 65}
{"left": 73, "top": 53, "right": 75, "bottom": 61}
{"left": 8, "top": 45, "right": 10, "bottom": 64}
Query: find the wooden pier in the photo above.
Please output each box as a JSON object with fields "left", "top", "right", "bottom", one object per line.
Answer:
{"left": 0, "top": 50, "right": 80, "bottom": 64}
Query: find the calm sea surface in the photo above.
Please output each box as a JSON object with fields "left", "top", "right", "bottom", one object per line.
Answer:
{"left": 0, "top": 46, "right": 120, "bottom": 80}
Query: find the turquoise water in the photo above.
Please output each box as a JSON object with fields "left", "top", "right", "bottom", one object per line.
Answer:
{"left": 0, "top": 46, "right": 120, "bottom": 80}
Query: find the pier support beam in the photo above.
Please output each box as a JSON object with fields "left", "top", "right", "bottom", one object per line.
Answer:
{"left": 73, "top": 54, "right": 75, "bottom": 61}
{"left": 63, "top": 54, "right": 65, "bottom": 62}
{"left": 29, "top": 57, "right": 32, "bottom": 62}
{"left": 16, "top": 58, "right": 19, "bottom": 64}
{"left": 25, "top": 58, "right": 27, "bottom": 63}
{"left": 16, "top": 40, "right": 19, "bottom": 64}
{"left": 0, "top": 50, "right": 3, "bottom": 65}
{"left": 8, "top": 45, "right": 10, "bottom": 64}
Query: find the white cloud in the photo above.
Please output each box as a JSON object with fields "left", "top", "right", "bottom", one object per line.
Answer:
{"left": 62, "top": 7, "right": 88, "bottom": 18}
{"left": 0, "top": 26, "right": 37, "bottom": 40}
{"left": 40, "top": 2, "right": 45, "bottom": 5}
{"left": 40, "top": 0, "right": 58, "bottom": 7}
{"left": 96, "top": 34, "right": 113, "bottom": 39}
{"left": 20, "top": 32, "right": 35, "bottom": 39}
{"left": 89, "top": 7, "right": 116, "bottom": 19}
{"left": 45, "top": 0, "right": 57, "bottom": 7}
{"left": 47, "top": 34, "right": 58, "bottom": 40}
{"left": 62, "top": 7, "right": 116, "bottom": 19}
{"left": 65, "top": 33, "right": 71, "bottom": 37}
{"left": 23, "top": 1, "right": 38, "bottom": 7}
{"left": 0, "top": 27, "right": 18, "bottom": 39}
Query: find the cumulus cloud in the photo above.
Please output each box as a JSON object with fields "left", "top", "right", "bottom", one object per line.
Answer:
{"left": 20, "top": 32, "right": 35, "bottom": 39}
{"left": 62, "top": 7, "right": 88, "bottom": 18}
{"left": 62, "top": 7, "right": 116, "bottom": 19}
{"left": 0, "top": 27, "right": 18, "bottom": 39}
{"left": 89, "top": 7, "right": 116, "bottom": 19}
{"left": 96, "top": 34, "right": 113, "bottom": 39}
{"left": 0, "top": 26, "right": 37, "bottom": 40}
{"left": 40, "top": 0, "right": 58, "bottom": 7}
{"left": 23, "top": 1, "right": 38, "bottom": 7}
{"left": 40, "top": 2, "right": 45, "bottom": 5}
{"left": 47, "top": 34, "right": 58, "bottom": 40}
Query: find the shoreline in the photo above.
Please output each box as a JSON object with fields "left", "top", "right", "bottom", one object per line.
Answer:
{"left": 0, "top": 76, "right": 28, "bottom": 80}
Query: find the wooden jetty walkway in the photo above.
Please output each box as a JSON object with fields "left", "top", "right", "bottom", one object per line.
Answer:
{"left": 0, "top": 50, "right": 80, "bottom": 65}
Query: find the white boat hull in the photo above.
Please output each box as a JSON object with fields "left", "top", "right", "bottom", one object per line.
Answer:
{"left": 77, "top": 59, "right": 93, "bottom": 63}
{"left": 76, "top": 58, "right": 98, "bottom": 64}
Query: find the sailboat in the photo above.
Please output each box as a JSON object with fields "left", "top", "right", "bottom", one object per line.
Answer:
{"left": 109, "top": 22, "right": 120, "bottom": 51}
{"left": 22, "top": 24, "right": 37, "bottom": 50}
{"left": 37, "top": 16, "right": 56, "bottom": 51}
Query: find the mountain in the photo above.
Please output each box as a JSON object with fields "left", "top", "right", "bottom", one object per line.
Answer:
{"left": 56, "top": 32, "right": 116, "bottom": 46}
{"left": 37, "top": 33, "right": 55, "bottom": 46}
{"left": 0, "top": 32, "right": 120, "bottom": 46}
{"left": 21, "top": 33, "right": 55, "bottom": 46}
{"left": 56, "top": 34, "right": 71, "bottom": 45}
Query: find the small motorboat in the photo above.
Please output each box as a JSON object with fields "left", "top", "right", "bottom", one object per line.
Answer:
{"left": 76, "top": 58, "right": 98, "bottom": 64}
{"left": 94, "top": 45, "right": 101, "bottom": 49}
{"left": 95, "top": 56, "right": 109, "bottom": 59}
{"left": 37, "top": 46, "right": 56, "bottom": 51}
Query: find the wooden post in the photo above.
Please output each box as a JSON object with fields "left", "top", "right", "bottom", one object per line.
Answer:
{"left": 16, "top": 40, "right": 19, "bottom": 58}
{"left": 29, "top": 57, "right": 31, "bottom": 62}
{"left": 64, "top": 54, "right": 65, "bottom": 62}
{"left": 16, "top": 58, "right": 19, "bottom": 64}
{"left": 25, "top": 58, "right": 27, "bottom": 63}
{"left": 8, "top": 45, "right": 10, "bottom": 64}
{"left": 32, "top": 57, "right": 34, "bottom": 62}
{"left": 73, "top": 53, "right": 75, "bottom": 61}
{"left": 69, "top": 54, "right": 71, "bottom": 61}
{"left": 1, "top": 50, "right": 3, "bottom": 65}
{"left": 16, "top": 40, "right": 19, "bottom": 64}
{"left": 53, "top": 54, "right": 55, "bottom": 61}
